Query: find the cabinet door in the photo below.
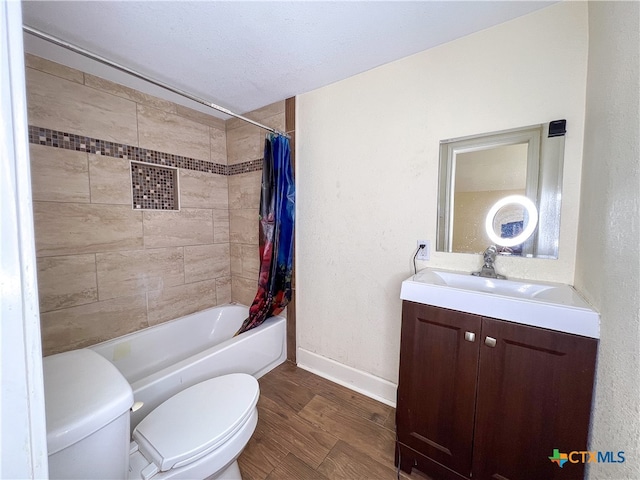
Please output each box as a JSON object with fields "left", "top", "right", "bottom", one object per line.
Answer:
{"left": 473, "top": 318, "right": 597, "bottom": 480}
{"left": 397, "top": 302, "right": 481, "bottom": 477}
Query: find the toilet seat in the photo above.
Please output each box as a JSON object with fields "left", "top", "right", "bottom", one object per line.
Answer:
{"left": 133, "top": 373, "right": 259, "bottom": 473}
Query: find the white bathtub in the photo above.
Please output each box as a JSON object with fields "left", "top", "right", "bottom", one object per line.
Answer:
{"left": 90, "top": 303, "right": 286, "bottom": 430}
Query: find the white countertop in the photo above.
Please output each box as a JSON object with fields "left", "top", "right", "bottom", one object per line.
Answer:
{"left": 400, "top": 268, "right": 600, "bottom": 339}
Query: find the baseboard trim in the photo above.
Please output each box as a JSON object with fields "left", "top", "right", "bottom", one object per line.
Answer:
{"left": 296, "top": 348, "right": 397, "bottom": 407}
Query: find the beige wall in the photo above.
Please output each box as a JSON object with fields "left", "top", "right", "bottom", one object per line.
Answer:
{"left": 575, "top": 2, "right": 640, "bottom": 478}
{"left": 296, "top": 2, "right": 588, "bottom": 386}
{"left": 227, "top": 102, "right": 286, "bottom": 306}
{"left": 27, "top": 54, "right": 233, "bottom": 355}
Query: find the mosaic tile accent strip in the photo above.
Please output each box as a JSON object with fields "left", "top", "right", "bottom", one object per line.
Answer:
{"left": 130, "top": 162, "right": 178, "bottom": 210}
{"left": 28, "top": 125, "right": 262, "bottom": 176}
{"left": 227, "top": 159, "right": 264, "bottom": 175}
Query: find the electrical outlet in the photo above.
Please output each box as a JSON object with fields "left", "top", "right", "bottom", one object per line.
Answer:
{"left": 417, "top": 240, "right": 430, "bottom": 261}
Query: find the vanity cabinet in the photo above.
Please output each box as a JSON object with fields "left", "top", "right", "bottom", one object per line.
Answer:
{"left": 396, "top": 301, "right": 597, "bottom": 480}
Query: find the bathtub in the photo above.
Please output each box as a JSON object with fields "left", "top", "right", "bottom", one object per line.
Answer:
{"left": 90, "top": 303, "right": 286, "bottom": 430}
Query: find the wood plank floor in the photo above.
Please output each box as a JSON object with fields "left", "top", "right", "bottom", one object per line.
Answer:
{"left": 238, "top": 362, "right": 431, "bottom": 480}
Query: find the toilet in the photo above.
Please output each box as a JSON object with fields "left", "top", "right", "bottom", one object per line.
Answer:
{"left": 43, "top": 349, "right": 259, "bottom": 480}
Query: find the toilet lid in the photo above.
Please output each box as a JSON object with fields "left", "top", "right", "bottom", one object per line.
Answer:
{"left": 133, "top": 373, "right": 259, "bottom": 472}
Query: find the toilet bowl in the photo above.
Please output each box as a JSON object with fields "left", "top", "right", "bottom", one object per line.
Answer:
{"left": 43, "top": 349, "right": 259, "bottom": 480}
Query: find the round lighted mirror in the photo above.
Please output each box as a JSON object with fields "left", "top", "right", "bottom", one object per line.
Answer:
{"left": 484, "top": 195, "right": 538, "bottom": 248}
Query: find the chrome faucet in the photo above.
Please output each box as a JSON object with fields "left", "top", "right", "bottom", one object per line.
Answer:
{"left": 472, "top": 245, "right": 506, "bottom": 279}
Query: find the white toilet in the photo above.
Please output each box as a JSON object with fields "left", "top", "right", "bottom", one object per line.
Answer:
{"left": 43, "top": 349, "right": 259, "bottom": 480}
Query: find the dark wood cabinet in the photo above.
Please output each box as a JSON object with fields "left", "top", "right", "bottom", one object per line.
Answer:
{"left": 396, "top": 301, "right": 597, "bottom": 480}
{"left": 396, "top": 301, "right": 480, "bottom": 478}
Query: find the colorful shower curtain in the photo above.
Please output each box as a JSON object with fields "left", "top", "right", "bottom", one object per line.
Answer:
{"left": 236, "top": 134, "right": 295, "bottom": 335}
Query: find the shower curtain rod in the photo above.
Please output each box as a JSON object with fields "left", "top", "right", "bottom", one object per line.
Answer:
{"left": 23, "top": 25, "right": 288, "bottom": 138}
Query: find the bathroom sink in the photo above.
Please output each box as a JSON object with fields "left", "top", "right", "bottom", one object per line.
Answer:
{"left": 400, "top": 268, "right": 599, "bottom": 338}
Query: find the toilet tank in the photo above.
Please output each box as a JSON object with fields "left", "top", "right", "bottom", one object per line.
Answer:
{"left": 43, "top": 349, "right": 134, "bottom": 479}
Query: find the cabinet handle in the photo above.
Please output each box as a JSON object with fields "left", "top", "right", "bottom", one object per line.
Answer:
{"left": 485, "top": 336, "right": 497, "bottom": 348}
{"left": 464, "top": 331, "right": 476, "bottom": 342}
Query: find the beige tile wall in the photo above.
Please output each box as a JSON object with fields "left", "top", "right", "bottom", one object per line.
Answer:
{"left": 27, "top": 67, "right": 139, "bottom": 144}
{"left": 225, "top": 102, "right": 285, "bottom": 165}
{"left": 26, "top": 54, "right": 232, "bottom": 355}
{"left": 225, "top": 102, "right": 285, "bottom": 305}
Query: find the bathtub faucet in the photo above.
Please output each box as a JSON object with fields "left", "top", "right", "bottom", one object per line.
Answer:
{"left": 472, "top": 245, "right": 506, "bottom": 280}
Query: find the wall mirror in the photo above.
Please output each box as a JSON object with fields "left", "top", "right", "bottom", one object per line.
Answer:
{"left": 436, "top": 120, "right": 566, "bottom": 258}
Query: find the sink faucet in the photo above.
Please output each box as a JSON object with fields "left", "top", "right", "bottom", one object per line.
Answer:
{"left": 472, "top": 245, "right": 507, "bottom": 279}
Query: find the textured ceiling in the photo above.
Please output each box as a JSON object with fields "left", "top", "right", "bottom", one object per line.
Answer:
{"left": 21, "top": 1, "right": 556, "bottom": 119}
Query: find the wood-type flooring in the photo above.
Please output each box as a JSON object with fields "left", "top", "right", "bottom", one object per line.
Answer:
{"left": 238, "top": 362, "right": 431, "bottom": 480}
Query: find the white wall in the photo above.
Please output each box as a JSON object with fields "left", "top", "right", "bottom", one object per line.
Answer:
{"left": 0, "top": 0, "right": 48, "bottom": 476}
{"left": 296, "top": 2, "right": 588, "bottom": 396}
{"left": 575, "top": 2, "right": 640, "bottom": 478}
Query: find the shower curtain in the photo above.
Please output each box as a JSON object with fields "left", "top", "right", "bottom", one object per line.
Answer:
{"left": 236, "top": 133, "right": 294, "bottom": 335}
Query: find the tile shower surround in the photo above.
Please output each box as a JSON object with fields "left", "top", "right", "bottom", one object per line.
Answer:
{"left": 29, "top": 125, "right": 264, "bottom": 176}
{"left": 30, "top": 125, "right": 270, "bottom": 354}
{"left": 26, "top": 54, "right": 288, "bottom": 355}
